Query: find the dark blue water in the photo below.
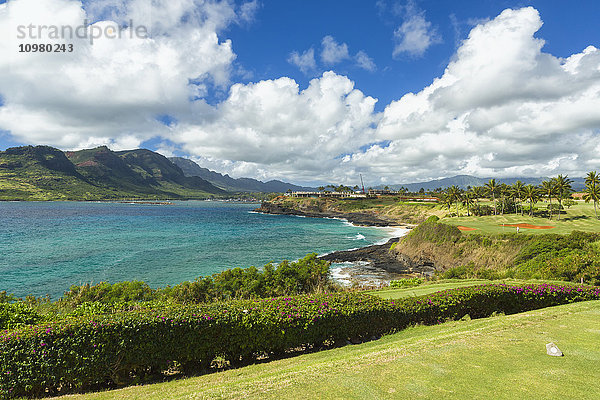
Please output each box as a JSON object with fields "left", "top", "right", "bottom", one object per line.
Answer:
{"left": 0, "top": 201, "right": 395, "bottom": 298}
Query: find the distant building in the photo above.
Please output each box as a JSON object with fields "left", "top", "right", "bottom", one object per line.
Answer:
{"left": 368, "top": 189, "right": 398, "bottom": 195}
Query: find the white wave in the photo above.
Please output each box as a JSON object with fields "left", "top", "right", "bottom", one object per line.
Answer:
{"left": 347, "top": 233, "right": 366, "bottom": 240}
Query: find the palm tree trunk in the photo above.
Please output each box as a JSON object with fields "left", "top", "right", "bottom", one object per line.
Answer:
{"left": 493, "top": 195, "right": 496, "bottom": 215}
{"left": 548, "top": 196, "right": 552, "bottom": 220}
{"left": 595, "top": 201, "right": 598, "bottom": 219}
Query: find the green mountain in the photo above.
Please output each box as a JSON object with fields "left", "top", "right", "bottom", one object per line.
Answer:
{"left": 0, "top": 145, "right": 226, "bottom": 200}
{"left": 170, "top": 156, "right": 314, "bottom": 193}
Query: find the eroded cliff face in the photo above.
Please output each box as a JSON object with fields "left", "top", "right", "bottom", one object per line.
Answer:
{"left": 389, "top": 233, "right": 524, "bottom": 274}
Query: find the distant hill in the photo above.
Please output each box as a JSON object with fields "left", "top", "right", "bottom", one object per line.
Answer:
{"left": 170, "top": 157, "right": 314, "bottom": 193}
{"left": 0, "top": 145, "right": 226, "bottom": 200}
{"left": 376, "top": 175, "right": 586, "bottom": 192}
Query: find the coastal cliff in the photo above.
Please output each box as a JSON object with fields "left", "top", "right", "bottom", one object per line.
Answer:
{"left": 256, "top": 200, "right": 396, "bottom": 227}
{"left": 318, "top": 238, "right": 437, "bottom": 277}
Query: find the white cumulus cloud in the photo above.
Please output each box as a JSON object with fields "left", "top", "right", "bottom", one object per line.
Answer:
{"left": 355, "top": 50, "right": 376, "bottom": 71}
{"left": 0, "top": 0, "right": 239, "bottom": 149}
{"left": 393, "top": 7, "right": 440, "bottom": 58}
{"left": 287, "top": 48, "right": 317, "bottom": 74}
{"left": 354, "top": 7, "right": 600, "bottom": 182}
{"left": 321, "top": 35, "right": 350, "bottom": 65}
{"left": 170, "top": 71, "right": 379, "bottom": 182}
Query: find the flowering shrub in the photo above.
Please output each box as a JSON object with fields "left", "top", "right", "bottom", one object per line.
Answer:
{"left": 1, "top": 283, "right": 599, "bottom": 398}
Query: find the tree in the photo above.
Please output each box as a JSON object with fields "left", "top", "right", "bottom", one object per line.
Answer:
{"left": 462, "top": 191, "right": 476, "bottom": 216}
{"left": 498, "top": 183, "right": 510, "bottom": 215}
{"left": 446, "top": 185, "right": 463, "bottom": 217}
{"left": 523, "top": 185, "right": 540, "bottom": 217}
{"left": 511, "top": 180, "right": 526, "bottom": 215}
{"left": 440, "top": 193, "right": 453, "bottom": 212}
{"left": 484, "top": 179, "right": 499, "bottom": 215}
{"left": 584, "top": 171, "right": 600, "bottom": 219}
{"left": 553, "top": 175, "right": 573, "bottom": 221}
{"left": 540, "top": 179, "right": 557, "bottom": 220}
{"left": 585, "top": 171, "right": 600, "bottom": 188}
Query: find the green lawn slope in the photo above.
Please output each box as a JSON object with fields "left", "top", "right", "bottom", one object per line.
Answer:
{"left": 55, "top": 299, "right": 600, "bottom": 400}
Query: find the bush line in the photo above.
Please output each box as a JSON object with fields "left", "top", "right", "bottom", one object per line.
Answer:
{"left": 1, "top": 283, "right": 599, "bottom": 398}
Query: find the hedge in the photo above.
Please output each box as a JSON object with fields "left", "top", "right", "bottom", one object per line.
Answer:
{"left": 1, "top": 283, "right": 599, "bottom": 398}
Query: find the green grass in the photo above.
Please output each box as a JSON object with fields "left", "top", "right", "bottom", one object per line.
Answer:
{"left": 370, "top": 279, "right": 494, "bottom": 299}
{"left": 442, "top": 202, "right": 600, "bottom": 235}
{"left": 55, "top": 300, "right": 600, "bottom": 399}
{"left": 370, "top": 279, "right": 575, "bottom": 299}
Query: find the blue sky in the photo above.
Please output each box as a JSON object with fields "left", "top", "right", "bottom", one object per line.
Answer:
{"left": 0, "top": 0, "right": 599, "bottom": 185}
{"left": 219, "top": 0, "right": 600, "bottom": 111}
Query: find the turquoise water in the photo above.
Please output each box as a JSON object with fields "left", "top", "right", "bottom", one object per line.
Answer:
{"left": 0, "top": 201, "right": 394, "bottom": 299}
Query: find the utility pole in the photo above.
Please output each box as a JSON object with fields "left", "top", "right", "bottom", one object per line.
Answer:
{"left": 360, "top": 174, "right": 365, "bottom": 194}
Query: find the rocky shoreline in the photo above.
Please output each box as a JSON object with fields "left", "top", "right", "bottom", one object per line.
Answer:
{"left": 318, "top": 238, "right": 436, "bottom": 279}
{"left": 256, "top": 202, "right": 435, "bottom": 285}
{"left": 255, "top": 201, "right": 406, "bottom": 227}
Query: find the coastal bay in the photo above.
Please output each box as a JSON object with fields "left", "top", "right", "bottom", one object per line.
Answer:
{"left": 0, "top": 201, "right": 396, "bottom": 299}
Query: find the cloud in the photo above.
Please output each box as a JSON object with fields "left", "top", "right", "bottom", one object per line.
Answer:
{"left": 170, "top": 71, "right": 379, "bottom": 182}
{"left": 355, "top": 50, "right": 376, "bottom": 71}
{"left": 354, "top": 7, "right": 600, "bottom": 181}
{"left": 321, "top": 35, "right": 350, "bottom": 65}
{"left": 1, "top": 3, "right": 599, "bottom": 185}
{"left": 287, "top": 48, "right": 317, "bottom": 74}
{"left": 0, "top": 0, "right": 239, "bottom": 149}
{"left": 392, "top": 5, "right": 441, "bottom": 58}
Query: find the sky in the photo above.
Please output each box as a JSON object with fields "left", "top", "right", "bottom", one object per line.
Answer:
{"left": 0, "top": 0, "right": 599, "bottom": 186}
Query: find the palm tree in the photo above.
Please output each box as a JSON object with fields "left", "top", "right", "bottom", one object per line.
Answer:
{"left": 553, "top": 175, "right": 573, "bottom": 220}
{"left": 584, "top": 171, "right": 600, "bottom": 219}
{"left": 484, "top": 179, "right": 499, "bottom": 215}
{"left": 585, "top": 171, "right": 600, "bottom": 186}
{"left": 440, "top": 193, "right": 453, "bottom": 212}
{"left": 540, "top": 179, "right": 557, "bottom": 220}
{"left": 523, "top": 185, "right": 540, "bottom": 217}
{"left": 498, "top": 183, "right": 510, "bottom": 215}
{"left": 462, "top": 191, "right": 476, "bottom": 216}
{"left": 472, "top": 186, "right": 485, "bottom": 200}
{"left": 512, "top": 181, "right": 526, "bottom": 215}
{"left": 446, "top": 185, "right": 463, "bottom": 217}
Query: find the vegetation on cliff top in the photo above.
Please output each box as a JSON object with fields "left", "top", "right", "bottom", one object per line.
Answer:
{"left": 394, "top": 216, "right": 600, "bottom": 284}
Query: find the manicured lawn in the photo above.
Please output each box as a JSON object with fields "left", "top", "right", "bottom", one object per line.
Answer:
{"left": 56, "top": 300, "right": 600, "bottom": 399}
{"left": 371, "top": 279, "right": 494, "bottom": 299}
{"left": 442, "top": 202, "right": 600, "bottom": 235}
{"left": 371, "top": 279, "right": 574, "bottom": 299}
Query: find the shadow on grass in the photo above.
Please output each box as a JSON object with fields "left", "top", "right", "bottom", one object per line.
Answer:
{"left": 561, "top": 215, "right": 591, "bottom": 221}
{"left": 44, "top": 336, "right": 383, "bottom": 399}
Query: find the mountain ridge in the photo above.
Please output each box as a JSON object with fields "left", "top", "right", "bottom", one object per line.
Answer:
{"left": 0, "top": 145, "right": 225, "bottom": 200}
{"left": 170, "top": 156, "right": 315, "bottom": 193}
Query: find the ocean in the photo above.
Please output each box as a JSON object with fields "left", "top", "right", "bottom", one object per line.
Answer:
{"left": 0, "top": 201, "right": 402, "bottom": 299}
